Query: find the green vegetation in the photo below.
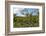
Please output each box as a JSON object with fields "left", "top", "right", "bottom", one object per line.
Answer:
{"left": 13, "top": 13, "right": 39, "bottom": 28}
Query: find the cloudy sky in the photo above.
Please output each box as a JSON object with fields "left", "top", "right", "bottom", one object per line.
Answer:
{"left": 13, "top": 8, "right": 39, "bottom": 17}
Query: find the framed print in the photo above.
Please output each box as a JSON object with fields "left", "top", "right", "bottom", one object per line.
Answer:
{"left": 5, "top": 1, "right": 45, "bottom": 36}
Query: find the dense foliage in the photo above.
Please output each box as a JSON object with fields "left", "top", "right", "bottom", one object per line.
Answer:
{"left": 13, "top": 13, "right": 39, "bottom": 28}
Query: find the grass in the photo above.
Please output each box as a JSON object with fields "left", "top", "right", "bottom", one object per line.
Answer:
{"left": 13, "top": 16, "right": 39, "bottom": 28}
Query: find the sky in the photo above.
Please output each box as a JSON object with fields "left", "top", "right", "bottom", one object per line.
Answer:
{"left": 13, "top": 8, "right": 39, "bottom": 17}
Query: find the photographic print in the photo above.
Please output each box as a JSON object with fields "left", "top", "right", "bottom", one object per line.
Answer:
{"left": 5, "top": 1, "right": 45, "bottom": 35}
{"left": 13, "top": 8, "right": 39, "bottom": 28}
{"left": 10, "top": 5, "right": 43, "bottom": 32}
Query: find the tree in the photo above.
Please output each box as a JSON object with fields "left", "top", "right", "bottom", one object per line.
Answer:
{"left": 25, "top": 12, "right": 29, "bottom": 16}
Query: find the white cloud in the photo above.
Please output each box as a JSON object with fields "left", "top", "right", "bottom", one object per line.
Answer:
{"left": 13, "top": 8, "right": 26, "bottom": 17}
{"left": 13, "top": 8, "right": 24, "bottom": 14}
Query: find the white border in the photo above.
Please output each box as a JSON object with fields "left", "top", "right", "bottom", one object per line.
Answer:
{"left": 10, "top": 5, "right": 42, "bottom": 32}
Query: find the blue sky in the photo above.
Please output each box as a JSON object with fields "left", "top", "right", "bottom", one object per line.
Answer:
{"left": 13, "top": 8, "right": 39, "bottom": 16}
